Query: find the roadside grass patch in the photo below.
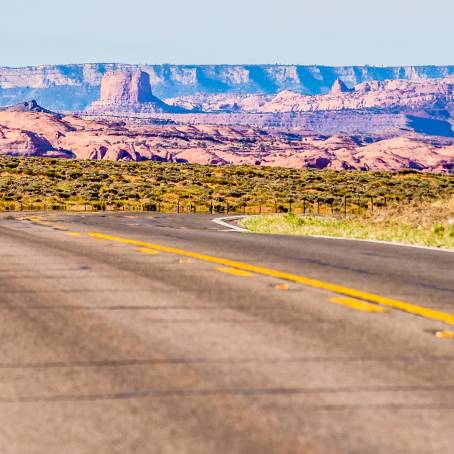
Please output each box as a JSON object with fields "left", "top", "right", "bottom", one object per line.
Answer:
{"left": 241, "top": 197, "right": 454, "bottom": 249}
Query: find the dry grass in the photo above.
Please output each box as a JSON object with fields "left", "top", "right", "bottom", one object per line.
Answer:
{"left": 241, "top": 196, "right": 454, "bottom": 249}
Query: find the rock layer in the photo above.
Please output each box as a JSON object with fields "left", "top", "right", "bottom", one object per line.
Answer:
{"left": 167, "top": 77, "right": 454, "bottom": 114}
{"left": 2, "top": 64, "right": 454, "bottom": 111}
{"left": 0, "top": 107, "right": 452, "bottom": 173}
{"left": 257, "top": 78, "right": 454, "bottom": 113}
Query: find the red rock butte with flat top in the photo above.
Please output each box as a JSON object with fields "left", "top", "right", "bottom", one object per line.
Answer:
{"left": 87, "top": 70, "right": 186, "bottom": 114}
{"left": 100, "top": 71, "right": 156, "bottom": 104}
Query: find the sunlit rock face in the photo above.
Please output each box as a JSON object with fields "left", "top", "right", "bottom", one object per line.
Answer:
{"left": 86, "top": 71, "right": 187, "bottom": 114}
{"left": 99, "top": 71, "right": 155, "bottom": 104}
{"left": 248, "top": 78, "right": 454, "bottom": 113}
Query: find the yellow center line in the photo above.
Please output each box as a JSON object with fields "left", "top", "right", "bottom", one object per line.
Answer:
{"left": 136, "top": 248, "right": 161, "bottom": 255}
{"left": 23, "top": 217, "right": 69, "bottom": 231}
{"left": 328, "top": 297, "right": 387, "bottom": 313}
{"left": 88, "top": 232, "right": 454, "bottom": 327}
{"left": 64, "top": 232, "right": 81, "bottom": 237}
{"left": 215, "top": 267, "right": 253, "bottom": 277}
{"left": 435, "top": 331, "right": 454, "bottom": 339}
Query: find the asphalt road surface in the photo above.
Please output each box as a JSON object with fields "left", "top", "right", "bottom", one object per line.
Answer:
{"left": 1, "top": 212, "right": 454, "bottom": 453}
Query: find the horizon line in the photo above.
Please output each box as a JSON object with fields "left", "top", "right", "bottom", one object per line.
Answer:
{"left": 2, "top": 62, "right": 454, "bottom": 70}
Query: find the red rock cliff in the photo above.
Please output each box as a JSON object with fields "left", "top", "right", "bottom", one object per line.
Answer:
{"left": 100, "top": 71, "right": 155, "bottom": 104}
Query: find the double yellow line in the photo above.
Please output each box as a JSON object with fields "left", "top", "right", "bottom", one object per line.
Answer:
{"left": 22, "top": 216, "right": 68, "bottom": 231}
{"left": 89, "top": 232, "right": 454, "bottom": 327}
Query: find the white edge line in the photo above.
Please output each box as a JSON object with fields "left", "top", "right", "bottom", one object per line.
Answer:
{"left": 212, "top": 216, "right": 248, "bottom": 232}
{"left": 234, "top": 215, "right": 454, "bottom": 254}
{"left": 303, "top": 234, "right": 454, "bottom": 254}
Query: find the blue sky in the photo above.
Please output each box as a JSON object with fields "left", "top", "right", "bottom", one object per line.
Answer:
{"left": 2, "top": 0, "right": 452, "bottom": 67}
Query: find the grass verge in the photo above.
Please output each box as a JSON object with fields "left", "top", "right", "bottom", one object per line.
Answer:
{"left": 240, "top": 197, "right": 454, "bottom": 249}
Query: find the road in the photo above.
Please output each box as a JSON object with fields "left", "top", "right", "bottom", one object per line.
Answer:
{"left": 0, "top": 211, "right": 454, "bottom": 453}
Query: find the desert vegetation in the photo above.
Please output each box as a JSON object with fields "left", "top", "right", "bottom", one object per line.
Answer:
{"left": 0, "top": 157, "right": 452, "bottom": 214}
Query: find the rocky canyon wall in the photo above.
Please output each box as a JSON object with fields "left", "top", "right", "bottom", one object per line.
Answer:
{"left": 2, "top": 64, "right": 454, "bottom": 111}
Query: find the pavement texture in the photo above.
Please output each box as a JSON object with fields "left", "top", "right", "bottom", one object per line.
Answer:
{"left": 0, "top": 211, "right": 454, "bottom": 453}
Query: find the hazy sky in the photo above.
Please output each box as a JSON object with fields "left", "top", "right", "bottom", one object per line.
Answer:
{"left": 2, "top": 0, "right": 453, "bottom": 67}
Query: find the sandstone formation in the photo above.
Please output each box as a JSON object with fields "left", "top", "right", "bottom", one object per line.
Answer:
{"left": 259, "top": 78, "right": 454, "bottom": 113}
{"left": 330, "top": 79, "right": 352, "bottom": 94}
{"left": 86, "top": 109, "right": 452, "bottom": 137}
{"left": 100, "top": 71, "right": 155, "bottom": 104}
{"left": 0, "top": 106, "right": 452, "bottom": 173}
{"left": 2, "top": 64, "right": 454, "bottom": 111}
{"left": 167, "top": 77, "right": 454, "bottom": 115}
{"left": 86, "top": 71, "right": 186, "bottom": 114}
{"left": 164, "top": 93, "right": 272, "bottom": 113}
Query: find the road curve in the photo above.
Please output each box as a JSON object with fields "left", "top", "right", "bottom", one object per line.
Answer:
{"left": 1, "top": 212, "right": 454, "bottom": 454}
